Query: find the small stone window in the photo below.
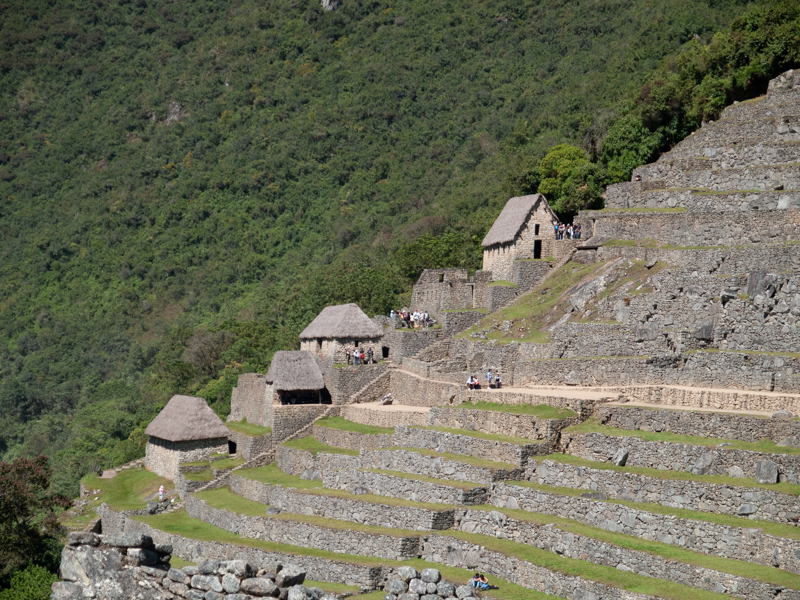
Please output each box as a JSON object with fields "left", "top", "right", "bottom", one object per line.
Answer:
{"left": 534, "top": 224, "right": 540, "bottom": 235}
{"left": 439, "top": 274, "right": 444, "bottom": 282}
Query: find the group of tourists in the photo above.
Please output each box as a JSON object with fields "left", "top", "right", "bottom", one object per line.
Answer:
{"left": 470, "top": 573, "right": 496, "bottom": 591}
{"left": 343, "top": 345, "right": 374, "bottom": 365}
{"left": 466, "top": 369, "right": 502, "bottom": 390}
{"left": 391, "top": 308, "right": 432, "bottom": 329}
{"left": 553, "top": 221, "right": 580, "bottom": 240}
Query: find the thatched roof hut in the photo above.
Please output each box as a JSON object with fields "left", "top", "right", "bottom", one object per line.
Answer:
{"left": 481, "top": 194, "right": 557, "bottom": 247}
{"left": 299, "top": 303, "right": 382, "bottom": 340}
{"left": 266, "top": 351, "right": 325, "bottom": 391}
{"left": 145, "top": 395, "right": 229, "bottom": 442}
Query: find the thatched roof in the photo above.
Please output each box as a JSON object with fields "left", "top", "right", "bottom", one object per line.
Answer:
{"left": 299, "top": 303, "right": 382, "bottom": 340}
{"left": 266, "top": 351, "right": 325, "bottom": 391}
{"left": 145, "top": 395, "right": 229, "bottom": 442}
{"left": 482, "top": 194, "right": 557, "bottom": 247}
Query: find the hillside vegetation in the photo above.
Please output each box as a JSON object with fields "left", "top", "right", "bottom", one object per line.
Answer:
{"left": 0, "top": 0, "right": 784, "bottom": 498}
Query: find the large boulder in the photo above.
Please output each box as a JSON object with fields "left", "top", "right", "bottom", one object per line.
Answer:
{"left": 755, "top": 460, "right": 779, "bottom": 484}
{"left": 611, "top": 447, "right": 629, "bottom": 467}
{"left": 690, "top": 452, "right": 715, "bottom": 476}
{"left": 276, "top": 565, "right": 306, "bottom": 588}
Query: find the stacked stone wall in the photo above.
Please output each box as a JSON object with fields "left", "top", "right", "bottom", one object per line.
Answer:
{"left": 359, "top": 449, "right": 523, "bottom": 484}
{"left": 598, "top": 404, "right": 800, "bottom": 443}
{"left": 382, "top": 328, "right": 442, "bottom": 361}
{"left": 312, "top": 425, "right": 392, "bottom": 450}
{"left": 442, "top": 311, "right": 485, "bottom": 335}
{"left": 566, "top": 431, "right": 800, "bottom": 482}
{"left": 229, "top": 474, "right": 455, "bottom": 531}
{"left": 490, "top": 482, "right": 800, "bottom": 574}
{"left": 510, "top": 260, "right": 551, "bottom": 291}
{"left": 323, "top": 363, "right": 388, "bottom": 405}
{"left": 145, "top": 437, "right": 228, "bottom": 481}
{"left": 272, "top": 405, "right": 329, "bottom": 443}
{"left": 619, "top": 384, "right": 800, "bottom": 414}
{"left": 482, "top": 284, "right": 518, "bottom": 311}
{"left": 339, "top": 404, "right": 429, "bottom": 428}
{"left": 275, "top": 445, "right": 359, "bottom": 478}
{"left": 227, "top": 430, "right": 273, "bottom": 461}
{"left": 228, "top": 373, "right": 271, "bottom": 428}
{"left": 533, "top": 458, "right": 800, "bottom": 523}
{"left": 411, "top": 268, "right": 474, "bottom": 318}
{"left": 322, "top": 469, "right": 488, "bottom": 505}
{"left": 185, "top": 495, "right": 420, "bottom": 561}
{"left": 604, "top": 183, "right": 800, "bottom": 211}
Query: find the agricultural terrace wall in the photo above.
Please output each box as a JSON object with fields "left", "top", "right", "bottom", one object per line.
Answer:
{"left": 533, "top": 458, "right": 800, "bottom": 523}
{"left": 618, "top": 384, "right": 800, "bottom": 414}
{"left": 382, "top": 328, "right": 442, "bottom": 361}
{"left": 358, "top": 449, "right": 524, "bottom": 484}
{"left": 114, "top": 515, "right": 387, "bottom": 588}
{"left": 184, "top": 495, "right": 420, "bottom": 561}
{"left": 510, "top": 259, "right": 552, "bottom": 291}
{"left": 490, "top": 482, "right": 800, "bottom": 575}
{"left": 566, "top": 431, "right": 800, "bottom": 483}
{"left": 548, "top": 322, "right": 679, "bottom": 359}
{"left": 275, "top": 445, "right": 358, "bottom": 478}
{"left": 411, "top": 268, "right": 475, "bottom": 318}
{"left": 442, "top": 311, "right": 485, "bottom": 335}
{"left": 145, "top": 437, "right": 228, "bottom": 481}
{"left": 228, "top": 373, "right": 271, "bottom": 428}
{"left": 605, "top": 184, "right": 800, "bottom": 211}
{"left": 229, "top": 473, "right": 455, "bottom": 531}
{"left": 426, "top": 406, "right": 581, "bottom": 443}
{"left": 449, "top": 509, "right": 795, "bottom": 600}
{"left": 227, "top": 429, "right": 273, "bottom": 461}
{"left": 420, "top": 536, "right": 655, "bottom": 600}
{"left": 597, "top": 405, "right": 800, "bottom": 443}
{"left": 578, "top": 208, "right": 800, "bottom": 247}
{"left": 323, "top": 363, "right": 388, "bottom": 405}
{"left": 338, "top": 404, "right": 429, "bottom": 428}
{"left": 393, "top": 425, "right": 547, "bottom": 468}
{"left": 272, "top": 405, "right": 329, "bottom": 443}
{"left": 312, "top": 424, "right": 392, "bottom": 451}
{"left": 594, "top": 242, "right": 800, "bottom": 276}
{"left": 322, "top": 469, "right": 488, "bottom": 505}
{"left": 514, "top": 352, "right": 800, "bottom": 394}
{"left": 482, "top": 284, "right": 518, "bottom": 312}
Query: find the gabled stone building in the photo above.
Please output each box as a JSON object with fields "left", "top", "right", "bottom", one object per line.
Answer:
{"left": 481, "top": 193, "right": 558, "bottom": 281}
{"left": 144, "top": 395, "right": 230, "bottom": 480}
{"left": 266, "top": 350, "right": 326, "bottom": 405}
{"left": 300, "top": 303, "right": 383, "bottom": 363}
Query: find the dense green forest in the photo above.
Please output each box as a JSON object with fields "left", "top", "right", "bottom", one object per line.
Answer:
{"left": 2, "top": 0, "right": 797, "bottom": 508}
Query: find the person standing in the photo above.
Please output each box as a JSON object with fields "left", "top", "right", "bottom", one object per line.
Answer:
{"left": 486, "top": 369, "right": 493, "bottom": 388}
{"left": 367, "top": 346, "right": 374, "bottom": 364}
{"left": 345, "top": 345, "right": 351, "bottom": 365}
{"left": 159, "top": 485, "right": 165, "bottom": 502}
{"left": 390, "top": 309, "right": 395, "bottom": 318}
{"left": 354, "top": 348, "right": 360, "bottom": 365}
{"left": 495, "top": 372, "right": 502, "bottom": 389}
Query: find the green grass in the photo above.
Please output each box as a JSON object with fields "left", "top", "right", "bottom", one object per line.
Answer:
{"left": 304, "top": 580, "right": 361, "bottom": 593}
{"left": 211, "top": 457, "right": 246, "bottom": 470}
{"left": 315, "top": 416, "right": 395, "bottom": 435}
{"left": 538, "top": 453, "right": 800, "bottom": 495}
{"left": 170, "top": 557, "right": 197, "bottom": 569}
{"left": 567, "top": 419, "right": 800, "bottom": 455}
{"left": 81, "top": 468, "right": 174, "bottom": 511}
{"left": 458, "top": 261, "right": 606, "bottom": 344}
{"left": 388, "top": 447, "right": 517, "bottom": 470}
{"left": 411, "top": 426, "right": 537, "bottom": 446}
{"left": 486, "top": 280, "right": 518, "bottom": 287}
{"left": 282, "top": 436, "right": 360, "bottom": 457}
{"left": 366, "top": 468, "right": 486, "bottom": 490}
{"left": 226, "top": 420, "right": 273, "bottom": 437}
{"left": 236, "top": 463, "right": 325, "bottom": 489}
{"left": 195, "top": 487, "right": 270, "bottom": 516}
{"left": 467, "top": 503, "right": 800, "bottom": 591}
{"left": 452, "top": 401, "right": 576, "bottom": 419}
{"left": 183, "top": 468, "right": 214, "bottom": 482}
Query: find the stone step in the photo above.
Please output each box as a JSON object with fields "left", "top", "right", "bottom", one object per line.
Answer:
{"left": 597, "top": 404, "right": 800, "bottom": 444}
{"left": 530, "top": 456, "right": 800, "bottom": 524}
{"left": 719, "top": 95, "right": 798, "bottom": 122}
{"left": 676, "top": 116, "right": 800, "bottom": 149}
{"left": 633, "top": 163, "right": 800, "bottom": 193}
{"left": 563, "top": 426, "right": 800, "bottom": 482}
{"left": 322, "top": 468, "right": 490, "bottom": 505}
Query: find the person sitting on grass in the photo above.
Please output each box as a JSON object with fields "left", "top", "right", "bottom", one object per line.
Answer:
{"left": 471, "top": 573, "right": 495, "bottom": 590}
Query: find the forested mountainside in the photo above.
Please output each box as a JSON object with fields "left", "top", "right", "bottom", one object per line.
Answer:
{"left": 1, "top": 0, "right": 795, "bottom": 496}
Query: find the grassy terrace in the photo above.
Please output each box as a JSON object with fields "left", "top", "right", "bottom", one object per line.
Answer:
{"left": 411, "top": 426, "right": 536, "bottom": 446}
{"left": 451, "top": 401, "right": 577, "bottom": 419}
{"left": 82, "top": 468, "right": 174, "bottom": 511}
{"left": 144, "top": 507, "right": 731, "bottom": 600}
{"left": 387, "top": 447, "right": 517, "bottom": 470}
{"left": 366, "top": 468, "right": 486, "bottom": 490}
{"left": 315, "top": 416, "right": 394, "bottom": 435}
{"left": 133, "top": 511, "right": 555, "bottom": 600}
{"left": 514, "top": 480, "right": 800, "bottom": 541}
{"left": 226, "top": 420, "right": 272, "bottom": 437}
{"left": 567, "top": 419, "right": 800, "bottom": 455}
{"left": 185, "top": 457, "right": 247, "bottom": 469}
{"left": 183, "top": 469, "right": 214, "bottom": 482}
{"left": 282, "top": 436, "right": 360, "bottom": 456}
{"left": 538, "top": 453, "right": 800, "bottom": 495}
{"left": 234, "top": 463, "right": 455, "bottom": 510}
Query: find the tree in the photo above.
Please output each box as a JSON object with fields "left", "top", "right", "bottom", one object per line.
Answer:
{"left": 536, "top": 145, "right": 607, "bottom": 217}
{"left": 0, "top": 456, "right": 70, "bottom": 587}
{"left": 0, "top": 564, "right": 57, "bottom": 600}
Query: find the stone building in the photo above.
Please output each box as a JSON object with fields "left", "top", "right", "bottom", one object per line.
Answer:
{"left": 300, "top": 303, "right": 383, "bottom": 363}
{"left": 227, "top": 373, "right": 270, "bottom": 428}
{"left": 266, "top": 350, "right": 327, "bottom": 405}
{"left": 481, "top": 193, "right": 558, "bottom": 281}
{"left": 144, "top": 395, "right": 230, "bottom": 480}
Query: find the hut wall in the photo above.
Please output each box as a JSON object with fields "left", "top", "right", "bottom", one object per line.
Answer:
{"left": 410, "top": 269, "right": 474, "bottom": 318}
{"left": 301, "top": 337, "right": 382, "bottom": 364}
{"left": 482, "top": 204, "right": 557, "bottom": 281}
{"left": 272, "top": 405, "right": 329, "bottom": 442}
{"left": 228, "top": 373, "right": 271, "bottom": 427}
{"left": 323, "top": 363, "right": 389, "bottom": 404}
{"left": 145, "top": 437, "right": 228, "bottom": 480}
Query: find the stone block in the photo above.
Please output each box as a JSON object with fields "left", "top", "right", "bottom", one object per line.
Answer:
{"left": 408, "top": 578, "right": 427, "bottom": 595}
{"left": 101, "top": 533, "right": 153, "bottom": 548}
{"left": 397, "top": 567, "right": 420, "bottom": 581}
{"left": 168, "top": 568, "right": 187, "bottom": 583}
{"left": 437, "top": 582, "right": 456, "bottom": 597}
{"left": 386, "top": 579, "right": 408, "bottom": 595}
{"left": 67, "top": 532, "right": 100, "bottom": 547}
{"left": 198, "top": 560, "right": 220, "bottom": 574}
{"left": 223, "top": 573, "right": 241, "bottom": 593}
{"left": 737, "top": 503, "right": 758, "bottom": 515}
{"left": 242, "top": 577, "right": 280, "bottom": 597}
{"left": 276, "top": 565, "right": 306, "bottom": 587}
{"left": 690, "top": 451, "right": 715, "bottom": 475}
{"left": 421, "top": 568, "right": 441, "bottom": 583}
{"left": 755, "top": 460, "right": 779, "bottom": 484}
{"left": 728, "top": 466, "right": 745, "bottom": 478}
{"left": 191, "top": 574, "right": 223, "bottom": 592}
{"left": 127, "top": 548, "right": 158, "bottom": 566}
{"left": 612, "top": 447, "right": 629, "bottom": 466}
{"left": 455, "top": 585, "right": 474, "bottom": 599}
